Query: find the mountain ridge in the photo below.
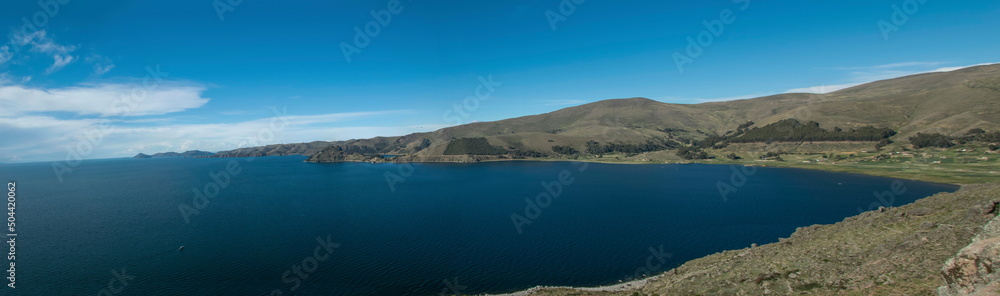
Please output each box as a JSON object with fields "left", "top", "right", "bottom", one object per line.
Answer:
{"left": 164, "top": 64, "right": 1000, "bottom": 162}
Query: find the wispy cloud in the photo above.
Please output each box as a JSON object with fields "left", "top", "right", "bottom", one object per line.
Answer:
{"left": 12, "top": 30, "right": 76, "bottom": 54}
{"left": 93, "top": 64, "right": 115, "bottom": 76}
{"left": 5, "top": 30, "right": 79, "bottom": 74}
{"left": 0, "top": 45, "right": 11, "bottom": 64}
{"left": 830, "top": 61, "right": 948, "bottom": 70}
{"left": 929, "top": 63, "right": 998, "bottom": 73}
{"left": 45, "top": 54, "right": 75, "bottom": 74}
{"left": 786, "top": 61, "right": 999, "bottom": 94}
{"left": 691, "top": 62, "right": 999, "bottom": 102}
{"left": 0, "top": 82, "right": 210, "bottom": 117}
{"left": 86, "top": 54, "right": 115, "bottom": 76}
{"left": 0, "top": 106, "right": 438, "bottom": 162}
{"left": 783, "top": 83, "right": 862, "bottom": 94}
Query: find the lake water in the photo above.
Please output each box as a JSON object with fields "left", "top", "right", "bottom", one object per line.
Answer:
{"left": 1, "top": 156, "right": 958, "bottom": 295}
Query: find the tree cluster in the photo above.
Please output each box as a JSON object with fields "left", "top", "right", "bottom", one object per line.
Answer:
{"left": 550, "top": 145, "right": 579, "bottom": 155}
{"left": 728, "top": 119, "right": 896, "bottom": 143}
{"left": 955, "top": 128, "right": 1000, "bottom": 143}
{"left": 908, "top": 133, "right": 955, "bottom": 148}
{"left": 584, "top": 139, "right": 681, "bottom": 155}
{"left": 908, "top": 128, "right": 1000, "bottom": 149}
{"left": 676, "top": 146, "right": 710, "bottom": 160}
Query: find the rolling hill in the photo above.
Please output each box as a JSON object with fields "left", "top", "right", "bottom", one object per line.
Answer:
{"left": 206, "top": 63, "right": 1000, "bottom": 161}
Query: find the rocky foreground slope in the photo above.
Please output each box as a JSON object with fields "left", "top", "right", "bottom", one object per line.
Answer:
{"left": 515, "top": 184, "right": 1000, "bottom": 296}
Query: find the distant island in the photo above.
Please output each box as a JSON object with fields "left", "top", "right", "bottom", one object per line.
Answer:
{"left": 133, "top": 150, "right": 215, "bottom": 158}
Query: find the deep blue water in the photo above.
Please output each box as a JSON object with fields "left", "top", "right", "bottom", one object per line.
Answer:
{"left": 0, "top": 156, "right": 957, "bottom": 295}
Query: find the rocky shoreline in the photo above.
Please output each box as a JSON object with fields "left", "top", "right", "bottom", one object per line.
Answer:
{"left": 480, "top": 184, "right": 1000, "bottom": 296}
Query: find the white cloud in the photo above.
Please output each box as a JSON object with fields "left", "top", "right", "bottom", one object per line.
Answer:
{"left": 85, "top": 54, "right": 115, "bottom": 76}
{"left": 0, "top": 45, "right": 11, "bottom": 64}
{"left": 0, "top": 82, "right": 210, "bottom": 117}
{"left": 785, "top": 62, "right": 999, "bottom": 94}
{"left": 0, "top": 107, "right": 441, "bottom": 162}
{"left": 12, "top": 30, "right": 76, "bottom": 55}
{"left": 93, "top": 63, "right": 115, "bottom": 76}
{"left": 783, "top": 83, "right": 862, "bottom": 94}
{"left": 929, "top": 63, "right": 998, "bottom": 73}
{"left": 692, "top": 62, "right": 1000, "bottom": 102}
{"left": 831, "top": 61, "right": 947, "bottom": 70}
{"left": 45, "top": 54, "right": 75, "bottom": 74}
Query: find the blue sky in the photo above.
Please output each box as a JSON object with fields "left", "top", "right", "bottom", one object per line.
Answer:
{"left": 1, "top": 0, "right": 999, "bottom": 162}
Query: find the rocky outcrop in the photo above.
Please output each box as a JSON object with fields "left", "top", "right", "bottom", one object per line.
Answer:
{"left": 513, "top": 184, "right": 1000, "bottom": 296}
{"left": 304, "top": 146, "right": 387, "bottom": 163}
{"left": 938, "top": 202, "right": 1000, "bottom": 296}
{"left": 305, "top": 144, "right": 514, "bottom": 163}
{"left": 390, "top": 154, "right": 506, "bottom": 163}
{"left": 212, "top": 141, "right": 335, "bottom": 158}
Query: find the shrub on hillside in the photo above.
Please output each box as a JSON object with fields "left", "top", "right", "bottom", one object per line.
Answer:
{"left": 909, "top": 133, "right": 955, "bottom": 148}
